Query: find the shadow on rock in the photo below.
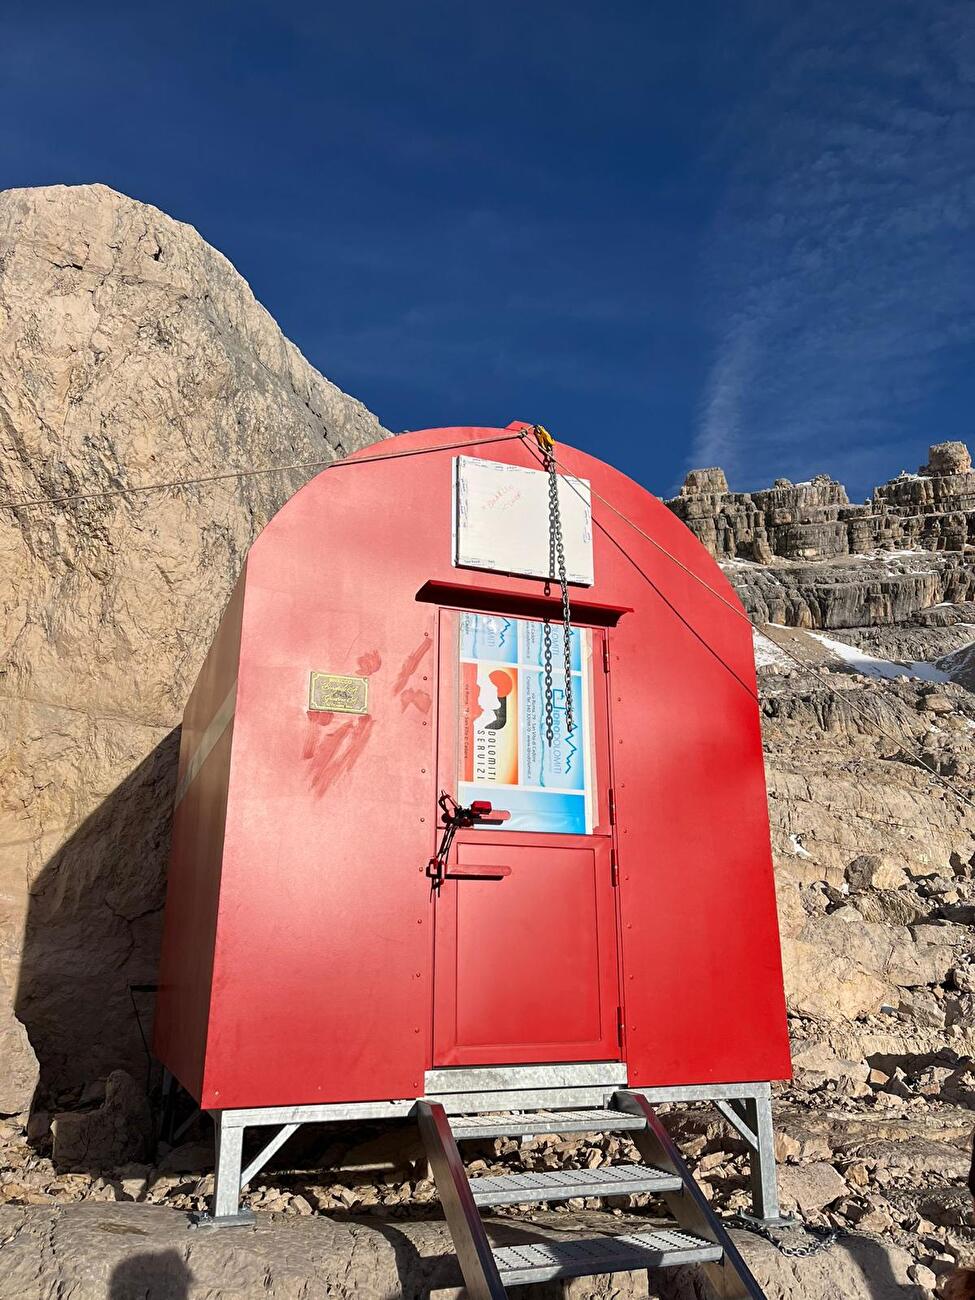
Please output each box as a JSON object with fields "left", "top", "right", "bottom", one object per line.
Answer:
{"left": 851, "top": 1233, "right": 930, "bottom": 1299}
{"left": 371, "top": 1217, "right": 618, "bottom": 1300}
{"left": 109, "top": 1249, "right": 193, "bottom": 1299}
{"left": 369, "top": 1221, "right": 461, "bottom": 1298}
{"left": 655, "top": 1229, "right": 932, "bottom": 1300}
{"left": 14, "top": 731, "right": 179, "bottom": 1136}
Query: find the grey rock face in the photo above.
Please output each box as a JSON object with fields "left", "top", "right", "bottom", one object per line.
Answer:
{"left": 732, "top": 552, "right": 975, "bottom": 629}
{"left": 678, "top": 466, "right": 729, "bottom": 495}
{"left": 0, "top": 184, "right": 387, "bottom": 1107}
{"left": 667, "top": 471, "right": 853, "bottom": 562}
{"left": 0, "top": 1008, "right": 37, "bottom": 1117}
{"left": 664, "top": 441, "right": 975, "bottom": 630}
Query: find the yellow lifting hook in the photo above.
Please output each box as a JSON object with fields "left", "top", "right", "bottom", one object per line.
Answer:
{"left": 532, "top": 424, "right": 555, "bottom": 456}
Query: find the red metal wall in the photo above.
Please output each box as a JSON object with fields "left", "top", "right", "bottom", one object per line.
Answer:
{"left": 153, "top": 571, "right": 245, "bottom": 1099}
{"left": 155, "top": 426, "right": 791, "bottom": 1109}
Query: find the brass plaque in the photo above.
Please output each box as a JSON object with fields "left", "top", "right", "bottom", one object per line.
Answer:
{"left": 308, "top": 672, "right": 369, "bottom": 715}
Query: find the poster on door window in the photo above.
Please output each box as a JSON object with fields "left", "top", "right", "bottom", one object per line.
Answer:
{"left": 458, "top": 612, "right": 594, "bottom": 834}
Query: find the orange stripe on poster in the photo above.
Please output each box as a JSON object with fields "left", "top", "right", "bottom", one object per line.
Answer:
{"left": 459, "top": 661, "right": 519, "bottom": 785}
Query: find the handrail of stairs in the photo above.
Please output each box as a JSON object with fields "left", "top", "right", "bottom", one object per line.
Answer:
{"left": 613, "top": 1090, "right": 768, "bottom": 1300}
{"left": 416, "top": 1099, "right": 508, "bottom": 1299}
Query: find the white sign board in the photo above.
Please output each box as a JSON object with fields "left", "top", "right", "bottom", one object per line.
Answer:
{"left": 453, "top": 456, "right": 594, "bottom": 586}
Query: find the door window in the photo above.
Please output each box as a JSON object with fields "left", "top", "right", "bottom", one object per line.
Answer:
{"left": 457, "top": 612, "right": 595, "bottom": 834}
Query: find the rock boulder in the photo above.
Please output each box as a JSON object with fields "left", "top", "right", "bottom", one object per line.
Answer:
{"left": 922, "top": 441, "right": 973, "bottom": 476}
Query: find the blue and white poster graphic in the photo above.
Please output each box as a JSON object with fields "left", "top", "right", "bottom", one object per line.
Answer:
{"left": 517, "top": 621, "right": 584, "bottom": 673}
{"left": 458, "top": 613, "right": 593, "bottom": 835}
{"left": 459, "top": 612, "right": 519, "bottom": 663}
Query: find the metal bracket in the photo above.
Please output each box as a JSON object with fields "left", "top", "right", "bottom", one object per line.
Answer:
{"left": 189, "top": 1208, "right": 255, "bottom": 1230}
{"left": 631, "top": 1081, "right": 781, "bottom": 1224}
{"left": 203, "top": 1113, "right": 300, "bottom": 1227}
{"left": 240, "top": 1122, "right": 300, "bottom": 1190}
{"left": 716, "top": 1099, "right": 758, "bottom": 1150}
{"left": 734, "top": 1212, "right": 799, "bottom": 1231}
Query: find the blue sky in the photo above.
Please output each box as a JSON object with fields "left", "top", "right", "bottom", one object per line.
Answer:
{"left": 3, "top": 0, "right": 973, "bottom": 500}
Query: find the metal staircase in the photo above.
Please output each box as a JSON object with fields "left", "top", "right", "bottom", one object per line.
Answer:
{"left": 417, "top": 1090, "right": 767, "bottom": 1299}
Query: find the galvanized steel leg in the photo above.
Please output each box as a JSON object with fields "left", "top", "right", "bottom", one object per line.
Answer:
{"left": 214, "top": 1114, "right": 244, "bottom": 1217}
{"left": 191, "top": 1111, "right": 255, "bottom": 1228}
{"left": 734, "top": 1090, "right": 781, "bottom": 1223}
{"left": 416, "top": 1100, "right": 507, "bottom": 1300}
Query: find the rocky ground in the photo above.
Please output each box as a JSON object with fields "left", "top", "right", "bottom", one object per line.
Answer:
{"left": 0, "top": 1199, "right": 929, "bottom": 1299}
{"left": 0, "top": 1079, "right": 958, "bottom": 1296}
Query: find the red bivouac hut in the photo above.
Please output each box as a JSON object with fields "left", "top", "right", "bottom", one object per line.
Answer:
{"left": 154, "top": 423, "right": 790, "bottom": 1284}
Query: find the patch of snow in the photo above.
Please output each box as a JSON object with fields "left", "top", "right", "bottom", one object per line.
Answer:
{"left": 808, "top": 632, "right": 951, "bottom": 683}
{"left": 838, "top": 547, "right": 927, "bottom": 562}
{"left": 753, "top": 629, "right": 793, "bottom": 671}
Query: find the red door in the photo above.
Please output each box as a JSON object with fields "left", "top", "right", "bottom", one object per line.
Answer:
{"left": 432, "top": 610, "right": 622, "bottom": 1067}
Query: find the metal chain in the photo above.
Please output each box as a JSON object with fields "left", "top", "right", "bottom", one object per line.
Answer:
{"left": 542, "top": 619, "right": 555, "bottom": 745}
{"left": 725, "top": 1214, "right": 840, "bottom": 1258}
{"left": 543, "top": 442, "right": 574, "bottom": 744}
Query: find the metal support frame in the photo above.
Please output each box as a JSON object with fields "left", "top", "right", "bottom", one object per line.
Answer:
{"left": 195, "top": 1111, "right": 300, "bottom": 1228}
{"left": 240, "top": 1121, "right": 300, "bottom": 1189}
{"left": 634, "top": 1081, "right": 781, "bottom": 1225}
{"left": 196, "top": 1074, "right": 781, "bottom": 1227}
{"left": 417, "top": 1100, "right": 507, "bottom": 1299}
{"left": 614, "top": 1091, "right": 767, "bottom": 1300}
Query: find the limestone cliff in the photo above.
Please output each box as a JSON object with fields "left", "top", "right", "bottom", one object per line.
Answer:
{"left": 666, "top": 443, "right": 975, "bottom": 632}
{"left": 0, "top": 184, "right": 386, "bottom": 1112}
{"left": 668, "top": 439, "right": 975, "bottom": 565}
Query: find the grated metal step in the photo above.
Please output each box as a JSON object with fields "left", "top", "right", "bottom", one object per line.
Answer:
{"left": 470, "top": 1162, "right": 681, "bottom": 1207}
{"left": 494, "top": 1227, "right": 722, "bottom": 1286}
{"left": 449, "top": 1108, "right": 646, "bottom": 1141}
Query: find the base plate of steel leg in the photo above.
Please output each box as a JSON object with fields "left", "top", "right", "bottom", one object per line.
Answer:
{"left": 188, "top": 1209, "right": 256, "bottom": 1230}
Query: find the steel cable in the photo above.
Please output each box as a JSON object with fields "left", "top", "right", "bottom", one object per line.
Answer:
{"left": 0, "top": 431, "right": 526, "bottom": 511}
{"left": 517, "top": 433, "right": 975, "bottom": 816}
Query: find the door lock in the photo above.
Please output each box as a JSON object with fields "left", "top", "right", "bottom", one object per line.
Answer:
{"left": 427, "top": 791, "right": 510, "bottom": 889}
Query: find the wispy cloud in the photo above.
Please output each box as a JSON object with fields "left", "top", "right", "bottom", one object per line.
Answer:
{"left": 695, "top": 0, "right": 975, "bottom": 496}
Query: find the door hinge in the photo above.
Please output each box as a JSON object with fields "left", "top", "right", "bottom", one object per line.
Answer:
{"left": 610, "top": 848, "right": 619, "bottom": 886}
{"left": 602, "top": 640, "right": 611, "bottom": 673}
{"left": 616, "top": 1005, "right": 625, "bottom": 1047}
{"left": 608, "top": 787, "right": 617, "bottom": 826}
